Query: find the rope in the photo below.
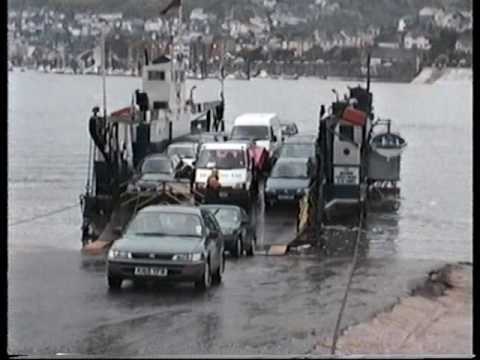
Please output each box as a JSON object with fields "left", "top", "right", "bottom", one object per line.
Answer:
{"left": 9, "top": 202, "right": 80, "bottom": 227}
{"left": 330, "top": 204, "right": 365, "bottom": 355}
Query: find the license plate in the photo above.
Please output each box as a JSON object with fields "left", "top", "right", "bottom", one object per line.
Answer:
{"left": 134, "top": 267, "right": 167, "bottom": 277}
{"left": 219, "top": 191, "right": 228, "bottom": 198}
{"left": 278, "top": 195, "right": 294, "bottom": 200}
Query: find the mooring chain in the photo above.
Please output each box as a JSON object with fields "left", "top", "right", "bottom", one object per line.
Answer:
{"left": 330, "top": 204, "right": 365, "bottom": 355}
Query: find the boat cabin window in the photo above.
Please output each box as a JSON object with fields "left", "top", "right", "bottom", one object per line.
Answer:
{"left": 148, "top": 71, "right": 165, "bottom": 81}
{"left": 339, "top": 124, "right": 354, "bottom": 142}
{"left": 231, "top": 126, "right": 269, "bottom": 141}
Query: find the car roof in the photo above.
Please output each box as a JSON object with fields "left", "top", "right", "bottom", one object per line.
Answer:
{"left": 200, "top": 204, "right": 242, "bottom": 211}
{"left": 234, "top": 113, "right": 278, "bottom": 126}
{"left": 143, "top": 153, "right": 171, "bottom": 160}
{"left": 200, "top": 142, "right": 248, "bottom": 151}
{"left": 139, "top": 205, "right": 202, "bottom": 215}
{"left": 274, "top": 157, "right": 310, "bottom": 164}
{"left": 284, "top": 134, "right": 317, "bottom": 143}
{"left": 168, "top": 142, "right": 196, "bottom": 147}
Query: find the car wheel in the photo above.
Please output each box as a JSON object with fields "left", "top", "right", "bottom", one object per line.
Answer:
{"left": 195, "top": 260, "right": 212, "bottom": 290}
{"left": 265, "top": 200, "right": 271, "bottom": 212}
{"left": 212, "top": 252, "right": 224, "bottom": 285}
{"left": 232, "top": 236, "right": 243, "bottom": 258}
{"left": 246, "top": 236, "right": 255, "bottom": 257}
{"left": 107, "top": 275, "right": 122, "bottom": 290}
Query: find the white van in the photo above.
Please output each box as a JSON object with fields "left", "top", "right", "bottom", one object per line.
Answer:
{"left": 230, "top": 113, "right": 283, "bottom": 159}
{"left": 193, "top": 141, "right": 256, "bottom": 207}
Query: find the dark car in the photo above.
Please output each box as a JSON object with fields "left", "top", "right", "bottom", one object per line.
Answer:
{"left": 167, "top": 142, "right": 199, "bottom": 168}
{"left": 278, "top": 134, "right": 319, "bottom": 173}
{"left": 264, "top": 157, "right": 313, "bottom": 210}
{"left": 201, "top": 204, "right": 255, "bottom": 258}
{"left": 280, "top": 122, "right": 298, "bottom": 137}
{"left": 127, "top": 153, "right": 189, "bottom": 192}
{"left": 106, "top": 205, "right": 225, "bottom": 291}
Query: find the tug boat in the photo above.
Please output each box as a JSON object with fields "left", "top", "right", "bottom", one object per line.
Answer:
{"left": 317, "top": 54, "right": 407, "bottom": 220}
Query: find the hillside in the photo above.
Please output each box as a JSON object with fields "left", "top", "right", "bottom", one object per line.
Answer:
{"left": 9, "top": 0, "right": 471, "bottom": 24}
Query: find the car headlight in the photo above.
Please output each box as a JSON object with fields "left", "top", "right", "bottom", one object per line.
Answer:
{"left": 108, "top": 249, "right": 132, "bottom": 259}
{"left": 172, "top": 253, "right": 203, "bottom": 261}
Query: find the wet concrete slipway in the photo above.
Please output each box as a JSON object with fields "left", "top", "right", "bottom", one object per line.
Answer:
{"left": 8, "top": 72, "right": 472, "bottom": 356}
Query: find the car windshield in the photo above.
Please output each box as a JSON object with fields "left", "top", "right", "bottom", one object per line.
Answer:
{"left": 141, "top": 158, "right": 172, "bottom": 174}
{"left": 271, "top": 162, "right": 308, "bottom": 179}
{"left": 231, "top": 126, "right": 269, "bottom": 140}
{"left": 168, "top": 145, "right": 196, "bottom": 159}
{"left": 126, "top": 212, "right": 203, "bottom": 237}
{"left": 280, "top": 144, "right": 315, "bottom": 158}
{"left": 196, "top": 149, "right": 246, "bottom": 169}
{"left": 207, "top": 207, "right": 241, "bottom": 228}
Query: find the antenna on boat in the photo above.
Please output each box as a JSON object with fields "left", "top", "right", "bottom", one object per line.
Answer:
{"left": 99, "top": 17, "right": 109, "bottom": 123}
{"left": 366, "top": 51, "right": 371, "bottom": 92}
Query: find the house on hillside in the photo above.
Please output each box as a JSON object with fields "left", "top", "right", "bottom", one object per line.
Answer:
{"left": 375, "top": 32, "right": 400, "bottom": 49}
{"left": 455, "top": 32, "right": 472, "bottom": 54}
{"left": 404, "top": 31, "right": 431, "bottom": 50}
{"left": 438, "top": 11, "right": 471, "bottom": 32}
{"left": 418, "top": 7, "right": 443, "bottom": 24}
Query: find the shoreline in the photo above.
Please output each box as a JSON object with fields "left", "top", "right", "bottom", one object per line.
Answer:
{"left": 312, "top": 262, "right": 473, "bottom": 356}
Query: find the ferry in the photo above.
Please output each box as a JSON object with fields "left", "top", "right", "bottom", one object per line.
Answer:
{"left": 79, "top": 11, "right": 225, "bottom": 247}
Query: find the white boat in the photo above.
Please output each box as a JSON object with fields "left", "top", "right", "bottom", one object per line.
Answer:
{"left": 258, "top": 69, "right": 269, "bottom": 79}
{"left": 370, "top": 132, "right": 407, "bottom": 160}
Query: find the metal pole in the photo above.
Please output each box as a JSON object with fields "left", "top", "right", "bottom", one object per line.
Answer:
{"left": 101, "top": 26, "right": 107, "bottom": 122}
{"left": 366, "top": 52, "right": 371, "bottom": 93}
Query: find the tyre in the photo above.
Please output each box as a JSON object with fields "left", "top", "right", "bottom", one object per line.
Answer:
{"left": 212, "top": 252, "right": 224, "bottom": 285}
{"left": 232, "top": 236, "right": 243, "bottom": 258}
{"left": 246, "top": 235, "right": 255, "bottom": 257}
{"left": 265, "top": 200, "right": 272, "bottom": 212}
{"left": 195, "top": 260, "right": 212, "bottom": 290}
{"left": 107, "top": 275, "right": 122, "bottom": 290}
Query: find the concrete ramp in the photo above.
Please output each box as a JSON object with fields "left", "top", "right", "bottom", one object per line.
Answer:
{"left": 82, "top": 204, "right": 134, "bottom": 255}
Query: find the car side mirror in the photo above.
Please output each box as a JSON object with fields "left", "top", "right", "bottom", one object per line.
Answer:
{"left": 208, "top": 230, "right": 219, "bottom": 239}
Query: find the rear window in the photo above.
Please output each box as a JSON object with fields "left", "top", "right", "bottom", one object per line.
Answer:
{"left": 231, "top": 126, "right": 269, "bottom": 141}
{"left": 141, "top": 158, "right": 172, "bottom": 174}
{"left": 271, "top": 162, "right": 308, "bottom": 179}
{"left": 196, "top": 149, "right": 246, "bottom": 169}
{"left": 168, "top": 144, "right": 196, "bottom": 158}
{"left": 280, "top": 143, "right": 315, "bottom": 158}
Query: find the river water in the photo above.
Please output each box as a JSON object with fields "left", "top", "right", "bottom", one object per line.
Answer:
{"left": 8, "top": 70, "right": 472, "bottom": 262}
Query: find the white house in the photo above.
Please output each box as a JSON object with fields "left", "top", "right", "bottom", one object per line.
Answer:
{"left": 190, "top": 8, "right": 209, "bottom": 22}
{"left": 404, "top": 32, "right": 431, "bottom": 50}
{"left": 145, "top": 19, "right": 163, "bottom": 32}
{"left": 98, "top": 13, "right": 123, "bottom": 21}
{"left": 455, "top": 33, "right": 472, "bottom": 54}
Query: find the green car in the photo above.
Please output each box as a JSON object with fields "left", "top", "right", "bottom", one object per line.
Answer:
{"left": 106, "top": 205, "right": 225, "bottom": 291}
{"left": 201, "top": 204, "right": 256, "bottom": 258}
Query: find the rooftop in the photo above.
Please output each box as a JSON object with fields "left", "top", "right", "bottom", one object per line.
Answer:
{"left": 140, "top": 205, "right": 201, "bottom": 215}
